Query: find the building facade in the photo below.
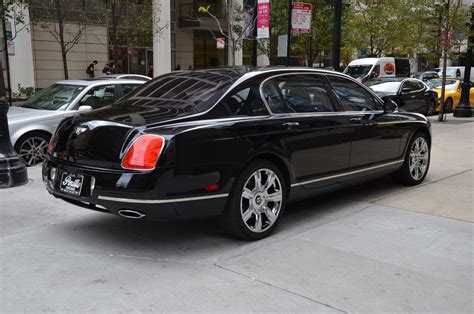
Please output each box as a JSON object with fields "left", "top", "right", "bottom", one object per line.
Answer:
{"left": 1, "top": 0, "right": 265, "bottom": 94}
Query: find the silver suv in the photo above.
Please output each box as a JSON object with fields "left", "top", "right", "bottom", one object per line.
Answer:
{"left": 8, "top": 79, "right": 145, "bottom": 166}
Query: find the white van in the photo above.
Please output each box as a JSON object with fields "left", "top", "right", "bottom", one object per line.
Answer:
{"left": 343, "top": 57, "right": 410, "bottom": 83}
{"left": 435, "top": 67, "right": 474, "bottom": 82}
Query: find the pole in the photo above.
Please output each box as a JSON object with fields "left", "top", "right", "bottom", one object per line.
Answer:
{"left": 251, "top": 0, "right": 258, "bottom": 67}
{"left": 438, "top": 0, "right": 450, "bottom": 122}
{"left": 286, "top": 0, "right": 292, "bottom": 66}
{"left": 2, "top": 19, "right": 12, "bottom": 107}
{"left": 332, "top": 0, "right": 342, "bottom": 72}
{"left": 453, "top": 4, "right": 473, "bottom": 117}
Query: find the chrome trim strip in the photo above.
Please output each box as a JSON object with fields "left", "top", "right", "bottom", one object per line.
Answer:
{"left": 98, "top": 193, "right": 229, "bottom": 204}
{"left": 291, "top": 159, "right": 404, "bottom": 187}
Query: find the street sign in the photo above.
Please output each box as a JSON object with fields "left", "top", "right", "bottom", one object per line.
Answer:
{"left": 291, "top": 2, "right": 312, "bottom": 34}
{"left": 7, "top": 41, "right": 15, "bottom": 56}
{"left": 439, "top": 27, "right": 453, "bottom": 47}
{"left": 216, "top": 38, "right": 225, "bottom": 49}
{"left": 277, "top": 35, "right": 288, "bottom": 57}
{"left": 257, "top": 0, "right": 270, "bottom": 39}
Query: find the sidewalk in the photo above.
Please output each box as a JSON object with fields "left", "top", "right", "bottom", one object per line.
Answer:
{"left": 0, "top": 114, "right": 472, "bottom": 312}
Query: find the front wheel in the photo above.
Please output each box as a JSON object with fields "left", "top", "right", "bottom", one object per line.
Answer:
{"left": 425, "top": 100, "right": 437, "bottom": 116}
{"left": 393, "top": 132, "right": 430, "bottom": 186}
{"left": 14, "top": 132, "right": 50, "bottom": 166}
{"left": 219, "top": 160, "right": 287, "bottom": 240}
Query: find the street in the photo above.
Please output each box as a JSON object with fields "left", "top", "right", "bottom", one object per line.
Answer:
{"left": 1, "top": 115, "right": 472, "bottom": 312}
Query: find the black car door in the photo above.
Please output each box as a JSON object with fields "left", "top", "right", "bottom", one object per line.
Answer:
{"left": 326, "top": 75, "right": 403, "bottom": 170}
{"left": 399, "top": 80, "right": 426, "bottom": 113}
{"left": 258, "top": 74, "right": 353, "bottom": 189}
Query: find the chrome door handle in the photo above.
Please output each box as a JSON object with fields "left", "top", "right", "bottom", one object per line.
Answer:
{"left": 350, "top": 117, "right": 363, "bottom": 124}
{"left": 282, "top": 122, "right": 300, "bottom": 129}
{"left": 410, "top": 95, "right": 416, "bottom": 98}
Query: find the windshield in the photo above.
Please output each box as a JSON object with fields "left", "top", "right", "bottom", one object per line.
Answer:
{"left": 118, "top": 69, "right": 242, "bottom": 113}
{"left": 438, "top": 69, "right": 459, "bottom": 78}
{"left": 370, "top": 82, "right": 401, "bottom": 93}
{"left": 425, "top": 79, "right": 458, "bottom": 90}
{"left": 21, "top": 84, "right": 85, "bottom": 110}
{"left": 343, "top": 65, "right": 372, "bottom": 79}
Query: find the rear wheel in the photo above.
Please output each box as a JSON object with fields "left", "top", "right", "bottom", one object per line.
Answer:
{"left": 393, "top": 132, "right": 430, "bottom": 186}
{"left": 425, "top": 100, "right": 437, "bottom": 116}
{"left": 219, "top": 160, "right": 287, "bottom": 240}
{"left": 14, "top": 132, "right": 50, "bottom": 166}
{"left": 444, "top": 98, "right": 453, "bottom": 113}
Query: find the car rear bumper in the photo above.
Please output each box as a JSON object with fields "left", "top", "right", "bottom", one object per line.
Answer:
{"left": 42, "top": 159, "right": 229, "bottom": 221}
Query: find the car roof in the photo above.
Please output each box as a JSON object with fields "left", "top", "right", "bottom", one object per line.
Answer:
{"left": 54, "top": 79, "right": 147, "bottom": 86}
{"left": 96, "top": 74, "right": 151, "bottom": 79}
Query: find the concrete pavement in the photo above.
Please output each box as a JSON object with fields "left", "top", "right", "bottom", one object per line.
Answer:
{"left": 0, "top": 114, "right": 472, "bottom": 312}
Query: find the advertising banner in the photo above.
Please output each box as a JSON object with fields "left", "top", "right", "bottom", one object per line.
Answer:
{"left": 257, "top": 0, "right": 270, "bottom": 39}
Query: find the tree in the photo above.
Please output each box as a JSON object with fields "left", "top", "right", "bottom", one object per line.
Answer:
{"left": 196, "top": 0, "right": 256, "bottom": 66}
{"left": 1, "top": 0, "right": 30, "bottom": 98}
{"left": 103, "top": 0, "right": 160, "bottom": 68}
{"left": 30, "top": 0, "right": 95, "bottom": 79}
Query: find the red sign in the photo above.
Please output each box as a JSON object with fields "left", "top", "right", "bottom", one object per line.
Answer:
{"left": 291, "top": 2, "right": 312, "bottom": 34}
{"left": 257, "top": 0, "right": 270, "bottom": 39}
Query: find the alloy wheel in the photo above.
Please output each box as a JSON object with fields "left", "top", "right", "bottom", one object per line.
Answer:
{"left": 18, "top": 136, "right": 49, "bottom": 166}
{"left": 240, "top": 168, "right": 283, "bottom": 233}
{"left": 409, "top": 137, "right": 429, "bottom": 181}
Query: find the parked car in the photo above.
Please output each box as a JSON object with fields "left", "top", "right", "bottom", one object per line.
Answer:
{"left": 410, "top": 71, "right": 439, "bottom": 82}
{"left": 425, "top": 78, "right": 474, "bottom": 112}
{"left": 435, "top": 66, "right": 474, "bottom": 82}
{"left": 343, "top": 57, "right": 411, "bottom": 83}
{"left": 365, "top": 77, "right": 401, "bottom": 87}
{"left": 370, "top": 78, "right": 438, "bottom": 115}
{"left": 96, "top": 74, "right": 151, "bottom": 81}
{"left": 8, "top": 79, "right": 145, "bottom": 166}
{"left": 43, "top": 67, "right": 431, "bottom": 240}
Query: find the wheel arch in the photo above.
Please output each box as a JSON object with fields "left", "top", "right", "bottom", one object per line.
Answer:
{"left": 13, "top": 129, "right": 52, "bottom": 149}
{"left": 247, "top": 152, "right": 292, "bottom": 195}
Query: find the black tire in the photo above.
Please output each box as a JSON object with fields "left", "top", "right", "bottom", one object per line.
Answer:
{"left": 219, "top": 160, "right": 287, "bottom": 240}
{"left": 425, "top": 100, "right": 437, "bottom": 116}
{"left": 393, "top": 132, "right": 430, "bottom": 186}
{"left": 444, "top": 98, "right": 453, "bottom": 113}
{"left": 14, "top": 131, "right": 51, "bottom": 167}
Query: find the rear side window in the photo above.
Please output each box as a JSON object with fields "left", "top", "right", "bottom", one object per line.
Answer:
{"left": 327, "top": 76, "right": 381, "bottom": 111}
{"left": 218, "top": 86, "right": 267, "bottom": 116}
{"left": 261, "top": 75, "right": 335, "bottom": 113}
{"left": 121, "top": 84, "right": 141, "bottom": 96}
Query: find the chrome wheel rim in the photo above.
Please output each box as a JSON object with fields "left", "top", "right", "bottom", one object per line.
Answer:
{"left": 18, "top": 137, "right": 48, "bottom": 166}
{"left": 409, "top": 137, "right": 429, "bottom": 181}
{"left": 240, "top": 168, "right": 283, "bottom": 233}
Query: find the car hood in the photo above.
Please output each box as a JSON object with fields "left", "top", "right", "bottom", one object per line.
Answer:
{"left": 7, "top": 106, "right": 64, "bottom": 125}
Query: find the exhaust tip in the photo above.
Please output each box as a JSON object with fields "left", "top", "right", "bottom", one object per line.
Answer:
{"left": 118, "top": 209, "right": 146, "bottom": 219}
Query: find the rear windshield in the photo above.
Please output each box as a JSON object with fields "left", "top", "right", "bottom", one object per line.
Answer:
{"left": 119, "top": 69, "right": 242, "bottom": 113}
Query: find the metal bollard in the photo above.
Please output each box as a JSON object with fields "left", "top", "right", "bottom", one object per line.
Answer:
{"left": 0, "top": 99, "right": 28, "bottom": 188}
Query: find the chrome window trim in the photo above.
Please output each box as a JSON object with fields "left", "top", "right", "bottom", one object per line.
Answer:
{"left": 291, "top": 159, "right": 404, "bottom": 187}
{"left": 98, "top": 193, "right": 229, "bottom": 204}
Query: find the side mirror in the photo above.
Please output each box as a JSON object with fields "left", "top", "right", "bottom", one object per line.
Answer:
{"left": 383, "top": 99, "right": 398, "bottom": 113}
{"left": 77, "top": 105, "right": 92, "bottom": 112}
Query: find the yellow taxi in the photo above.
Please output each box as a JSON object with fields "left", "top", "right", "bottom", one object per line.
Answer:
{"left": 425, "top": 79, "right": 474, "bottom": 112}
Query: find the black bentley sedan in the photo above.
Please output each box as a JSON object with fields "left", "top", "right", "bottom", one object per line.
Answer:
{"left": 43, "top": 67, "right": 431, "bottom": 240}
{"left": 370, "top": 78, "right": 438, "bottom": 115}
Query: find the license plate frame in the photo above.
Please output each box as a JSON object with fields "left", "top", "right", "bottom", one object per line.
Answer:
{"left": 59, "top": 172, "right": 84, "bottom": 196}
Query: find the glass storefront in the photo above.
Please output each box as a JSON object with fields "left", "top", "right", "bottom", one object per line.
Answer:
{"left": 193, "top": 30, "right": 227, "bottom": 68}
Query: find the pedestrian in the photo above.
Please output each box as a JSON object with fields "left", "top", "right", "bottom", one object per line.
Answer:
{"left": 86, "top": 60, "right": 98, "bottom": 78}
{"left": 102, "top": 63, "right": 113, "bottom": 75}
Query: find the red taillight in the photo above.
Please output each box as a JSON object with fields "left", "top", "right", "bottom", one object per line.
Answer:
{"left": 47, "top": 132, "right": 59, "bottom": 155}
{"left": 121, "top": 134, "right": 165, "bottom": 170}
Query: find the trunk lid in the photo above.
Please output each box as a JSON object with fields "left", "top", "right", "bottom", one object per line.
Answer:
{"left": 52, "top": 116, "right": 136, "bottom": 169}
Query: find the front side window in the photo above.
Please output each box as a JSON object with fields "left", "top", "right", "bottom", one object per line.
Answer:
{"left": 79, "top": 85, "right": 115, "bottom": 110}
{"left": 328, "top": 76, "right": 381, "bottom": 111}
{"left": 261, "top": 75, "right": 335, "bottom": 113}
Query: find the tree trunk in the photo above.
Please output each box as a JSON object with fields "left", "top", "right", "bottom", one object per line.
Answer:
{"left": 55, "top": 0, "right": 68, "bottom": 79}
{"left": 0, "top": 60, "right": 6, "bottom": 98}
